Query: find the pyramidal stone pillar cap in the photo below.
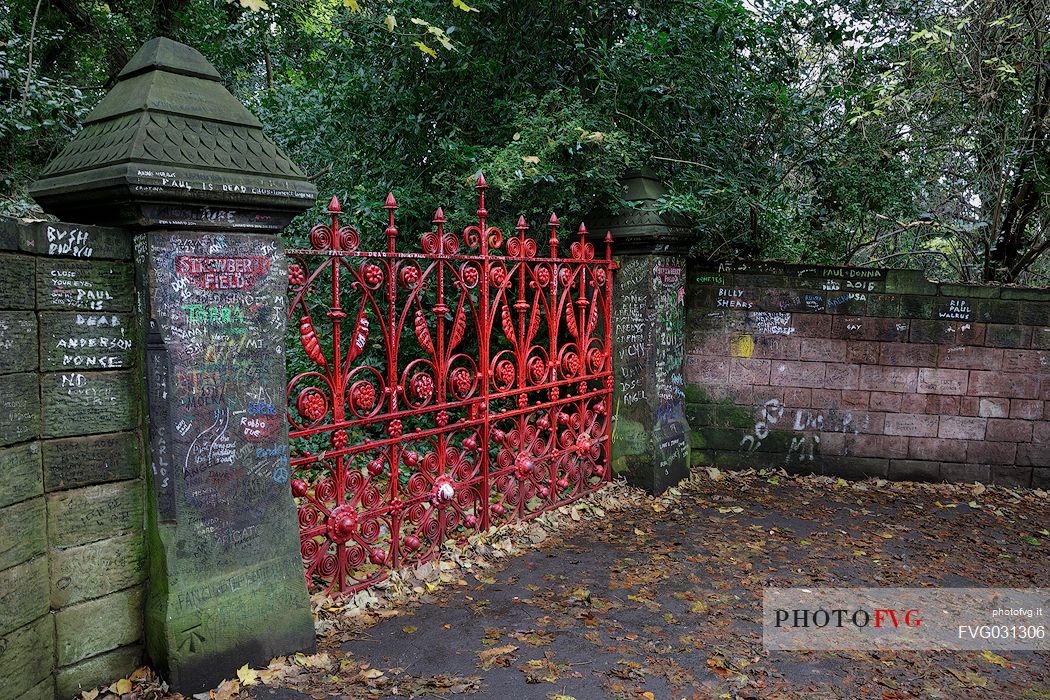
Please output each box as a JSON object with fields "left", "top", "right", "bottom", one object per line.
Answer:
{"left": 29, "top": 37, "right": 316, "bottom": 232}
{"left": 586, "top": 168, "right": 694, "bottom": 256}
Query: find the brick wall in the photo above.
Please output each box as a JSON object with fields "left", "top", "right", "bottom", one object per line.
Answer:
{"left": 685, "top": 261, "right": 1050, "bottom": 488}
{"left": 0, "top": 216, "right": 146, "bottom": 700}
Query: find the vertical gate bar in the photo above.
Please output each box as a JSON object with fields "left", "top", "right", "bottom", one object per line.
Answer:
{"left": 576, "top": 224, "right": 589, "bottom": 495}
{"left": 477, "top": 176, "right": 491, "bottom": 531}
{"left": 434, "top": 211, "right": 447, "bottom": 497}
{"left": 383, "top": 194, "right": 400, "bottom": 567}
{"left": 603, "top": 231, "right": 614, "bottom": 483}
{"left": 547, "top": 214, "right": 560, "bottom": 501}
{"left": 514, "top": 217, "right": 527, "bottom": 398}
{"left": 327, "top": 199, "right": 348, "bottom": 591}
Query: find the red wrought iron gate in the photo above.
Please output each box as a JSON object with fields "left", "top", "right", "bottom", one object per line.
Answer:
{"left": 285, "top": 177, "right": 615, "bottom": 594}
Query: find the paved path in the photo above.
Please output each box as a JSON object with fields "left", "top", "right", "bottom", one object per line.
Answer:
{"left": 256, "top": 474, "right": 1050, "bottom": 699}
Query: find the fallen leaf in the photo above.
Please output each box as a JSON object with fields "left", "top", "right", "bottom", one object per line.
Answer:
{"left": 522, "top": 155, "right": 540, "bottom": 165}
{"left": 946, "top": 668, "right": 987, "bottom": 688}
{"left": 108, "top": 679, "right": 132, "bottom": 695}
{"left": 236, "top": 664, "right": 259, "bottom": 686}
{"left": 402, "top": 625, "right": 417, "bottom": 633}
{"left": 298, "top": 652, "right": 333, "bottom": 670}
{"left": 211, "top": 679, "right": 240, "bottom": 700}
{"left": 980, "top": 650, "right": 1011, "bottom": 668}
{"left": 80, "top": 690, "right": 99, "bottom": 700}
{"left": 384, "top": 14, "right": 397, "bottom": 31}
{"left": 477, "top": 644, "right": 518, "bottom": 670}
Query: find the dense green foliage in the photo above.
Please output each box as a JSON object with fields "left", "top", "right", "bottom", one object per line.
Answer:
{"left": 3, "top": 0, "right": 1050, "bottom": 281}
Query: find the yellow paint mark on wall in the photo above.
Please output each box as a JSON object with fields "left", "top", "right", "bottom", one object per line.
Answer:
{"left": 730, "top": 333, "right": 754, "bottom": 358}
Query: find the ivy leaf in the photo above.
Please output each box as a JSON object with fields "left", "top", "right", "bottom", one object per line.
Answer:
{"left": 343, "top": 0, "right": 361, "bottom": 11}
{"left": 384, "top": 14, "right": 397, "bottom": 32}
{"left": 414, "top": 41, "right": 438, "bottom": 58}
{"left": 452, "top": 0, "right": 480, "bottom": 11}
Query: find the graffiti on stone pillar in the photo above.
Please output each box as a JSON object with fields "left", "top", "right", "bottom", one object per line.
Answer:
{"left": 146, "top": 233, "right": 289, "bottom": 554}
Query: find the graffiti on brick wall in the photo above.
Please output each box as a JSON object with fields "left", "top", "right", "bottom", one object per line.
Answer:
{"left": 739, "top": 397, "right": 870, "bottom": 464}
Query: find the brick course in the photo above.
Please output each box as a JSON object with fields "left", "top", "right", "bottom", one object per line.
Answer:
{"left": 685, "top": 261, "right": 1050, "bottom": 486}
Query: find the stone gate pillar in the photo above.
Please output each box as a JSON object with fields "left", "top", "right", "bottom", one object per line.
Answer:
{"left": 589, "top": 171, "right": 695, "bottom": 494}
{"left": 30, "top": 38, "right": 317, "bottom": 693}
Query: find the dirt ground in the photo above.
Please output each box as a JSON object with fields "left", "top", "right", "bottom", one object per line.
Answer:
{"left": 95, "top": 470, "right": 1050, "bottom": 700}
{"left": 255, "top": 471, "right": 1050, "bottom": 699}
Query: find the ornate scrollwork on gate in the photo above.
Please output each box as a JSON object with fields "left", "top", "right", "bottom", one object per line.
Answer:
{"left": 286, "top": 177, "right": 615, "bottom": 593}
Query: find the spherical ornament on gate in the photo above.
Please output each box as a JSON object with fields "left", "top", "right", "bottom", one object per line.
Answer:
{"left": 351, "top": 382, "right": 376, "bottom": 411}
{"left": 495, "top": 360, "right": 515, "bottom": 386}
{"left": 562, "top": 353, "right": 580, "bottom": 376}
{"left": 432, "top": 477, "right": 456, "bottom": 504}
{"left": 528, "top": 356, "right": 546, "bottom": 383}
{"left": 410, "top": 372, "right": 434, "bottom": 401}
{"left": 297, "top": 390, "right": 327, "bottom": 421}
{"left": 288, "top": 263, "right": 306, "bottom": 287}
{"left": 462, "top": 266, "right": 479, "bottom": 287}
{"left": 363, "top": 263, "right": 384, "bottom": 286}
{"left": 400, "top": 265, "right": 421, "bottom": 287}
{"left": 450, "top": 367, "right": 472, "bottom": 396}
{"left": 327, "top": 505, "right": 358, "bottom": 544}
